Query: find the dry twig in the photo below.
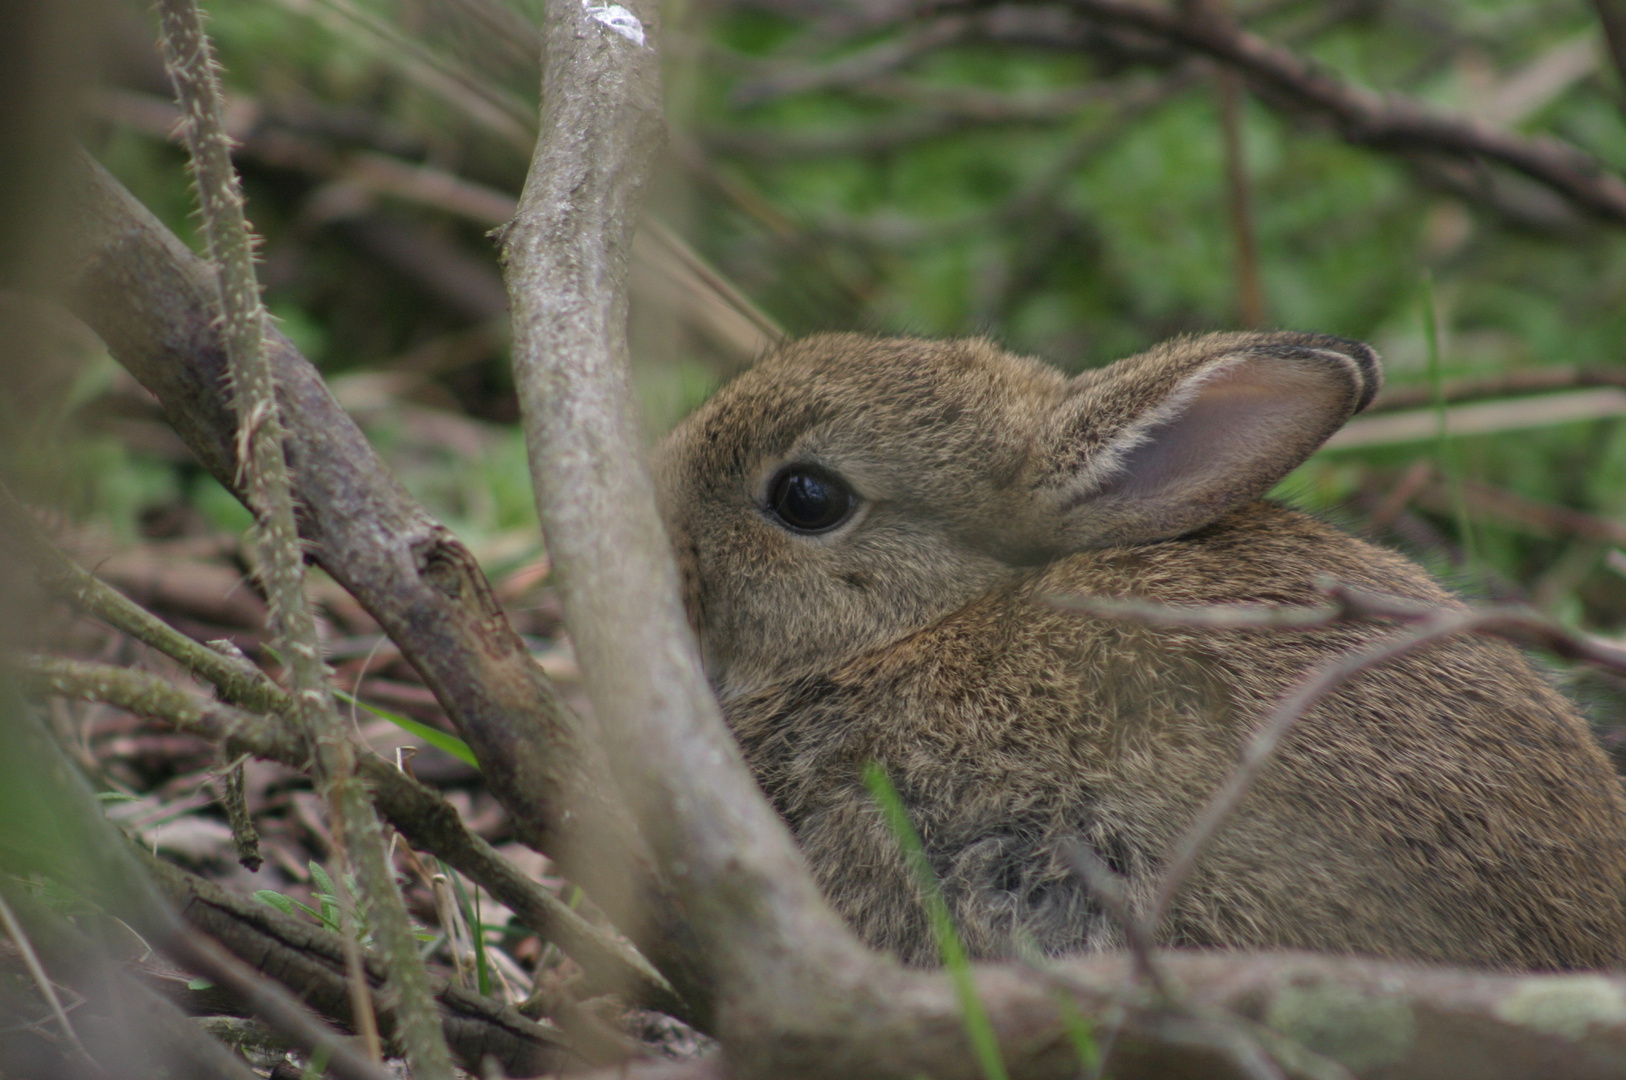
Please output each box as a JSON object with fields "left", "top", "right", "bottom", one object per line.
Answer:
{"left": 19, "top": 652, "right": 680, "bottom": 1017}
{"left": 1060, "top": 844, "right": 1171, "bottom": 1000}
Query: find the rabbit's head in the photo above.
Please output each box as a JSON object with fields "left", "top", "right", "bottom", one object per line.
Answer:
{"left": 654, "top": 331, "right": 1379, "bottom": 698}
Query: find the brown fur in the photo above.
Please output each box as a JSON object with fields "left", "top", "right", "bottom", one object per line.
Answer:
{"left": 653, "top": 330, "right": 1626, "bottom": 970}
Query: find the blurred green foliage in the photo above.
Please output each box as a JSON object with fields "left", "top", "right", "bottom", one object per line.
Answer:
{"left": 33, "top": 0, "right": 1626, "bottom": 644}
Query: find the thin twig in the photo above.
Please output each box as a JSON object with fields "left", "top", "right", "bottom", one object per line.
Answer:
{"left": 215, "top": 754, "right": 263, "bottom": 871}
{"left": 161, "top": 921, "right": 408, "bottom": 1080}
{"left": 1059, "top": 844, "right": 1296, "bottom": 1080}
{"left": 93, "top": 87, "right": 783, "bottom": 367}
{"left": 1060, "top": 844, "right": 1171, "bottom": 1001}
{"left": 0, "top": 889, "right": 95, "bottom": 1067}
{"left": 1145, "top": 607, "right": 1480, "bottom": 934}
{"left": 1418, "top": 479, "right": 1626, "bottom": 549}
{"left": 19, "top": 654, "right": 682, "bottom": 1017}
{"left": 1369, "top": 365, "right": 1626, "bottom": 412}
{"left": 332, "top": 862, "right": 385, "bottom": 1062}
{"left": 0, "top": 482, "right": 285, "bottom": 716}
{"left": 733, "top": 14, "right": 972, "bottom": 102}
{"left": 1594, "top": 0, "right": 1626, "bottom": 103}
{"left": 938, "top": 0, "right": 1626, "bottom": 225}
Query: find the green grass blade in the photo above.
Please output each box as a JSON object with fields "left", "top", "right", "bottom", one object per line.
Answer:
{"left": 1051, "top": 989, "right": 1100, "bottom": 1073}
{"left": 1421, "top": 271, "right": 1477, "bottom": 571}
{"left": 333, "top": 688, "right": 479, "bottom": 768}
{"left": 863, "top": 761, "right": 1009, "bottom": 1080}
{"left": 448, "top": 867, "right": 491, "bottom": 997}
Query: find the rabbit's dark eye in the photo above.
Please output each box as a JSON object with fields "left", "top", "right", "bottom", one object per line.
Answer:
{"left": 767, "top": 465, "right": 855, "bottom": 534}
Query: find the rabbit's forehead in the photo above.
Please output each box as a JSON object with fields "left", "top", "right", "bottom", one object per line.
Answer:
{"left": 673, "top": 336, "right": 1062, "bottom": 481}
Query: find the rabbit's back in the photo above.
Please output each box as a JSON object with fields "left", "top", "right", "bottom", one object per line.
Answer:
{"left": 725, "top": 502, "right": 1626, "bottom": 969}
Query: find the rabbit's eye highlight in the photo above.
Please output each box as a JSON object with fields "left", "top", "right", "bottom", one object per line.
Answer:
{"left": 767, "top": 465, "right": 855, "bottom": 534}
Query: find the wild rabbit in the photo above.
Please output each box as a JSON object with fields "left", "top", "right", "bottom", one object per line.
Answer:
{"left": 653, "top": 330, "right": 1626, "bottom": 970}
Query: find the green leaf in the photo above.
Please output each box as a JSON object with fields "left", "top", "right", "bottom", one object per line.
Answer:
{"left": 254, "top": 889, "right": 296, "bottom": 915}
{"left": 308, "top": 862, "right": 342, "bottom": 930}
{"left": 308, "top": 860, "right": 337, "bottom": 898}
{"left": 333, "top": 688, "right": 479, "bottom": 768}
{"left": 450, "top": 870, "right": 491, "bottom": 997}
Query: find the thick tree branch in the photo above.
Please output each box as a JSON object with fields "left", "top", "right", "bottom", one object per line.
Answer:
{"left": 56, "top": 149, "right": 708, "bottom": 1020}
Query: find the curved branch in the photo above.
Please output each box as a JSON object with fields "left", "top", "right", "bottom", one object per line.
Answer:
{"left": 497, "top": 0, "right": 871, "bottom": 1020}
{"left": 1008, "top": 0, "right": 1626, "bottom": 224}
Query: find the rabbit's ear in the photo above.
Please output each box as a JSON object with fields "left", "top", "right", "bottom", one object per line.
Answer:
{"left": 1036, "top": 333, "right": 1380, "bottom": 549}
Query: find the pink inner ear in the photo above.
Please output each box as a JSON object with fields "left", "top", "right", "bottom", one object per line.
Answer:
{"left": 1096, "top": 358, "right": 1341, "bottom": 503}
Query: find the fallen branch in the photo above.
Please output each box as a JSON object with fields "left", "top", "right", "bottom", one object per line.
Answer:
{"left": 1368, "top": 365, "right": 1626, "bottom": 412}
{"left": 1419, "top": 479, "right": 1626, "bottom": 550}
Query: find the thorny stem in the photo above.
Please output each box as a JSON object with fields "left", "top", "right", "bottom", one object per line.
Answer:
{"left": 152, "top": 2, "right": 452, "bottom": 1073}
